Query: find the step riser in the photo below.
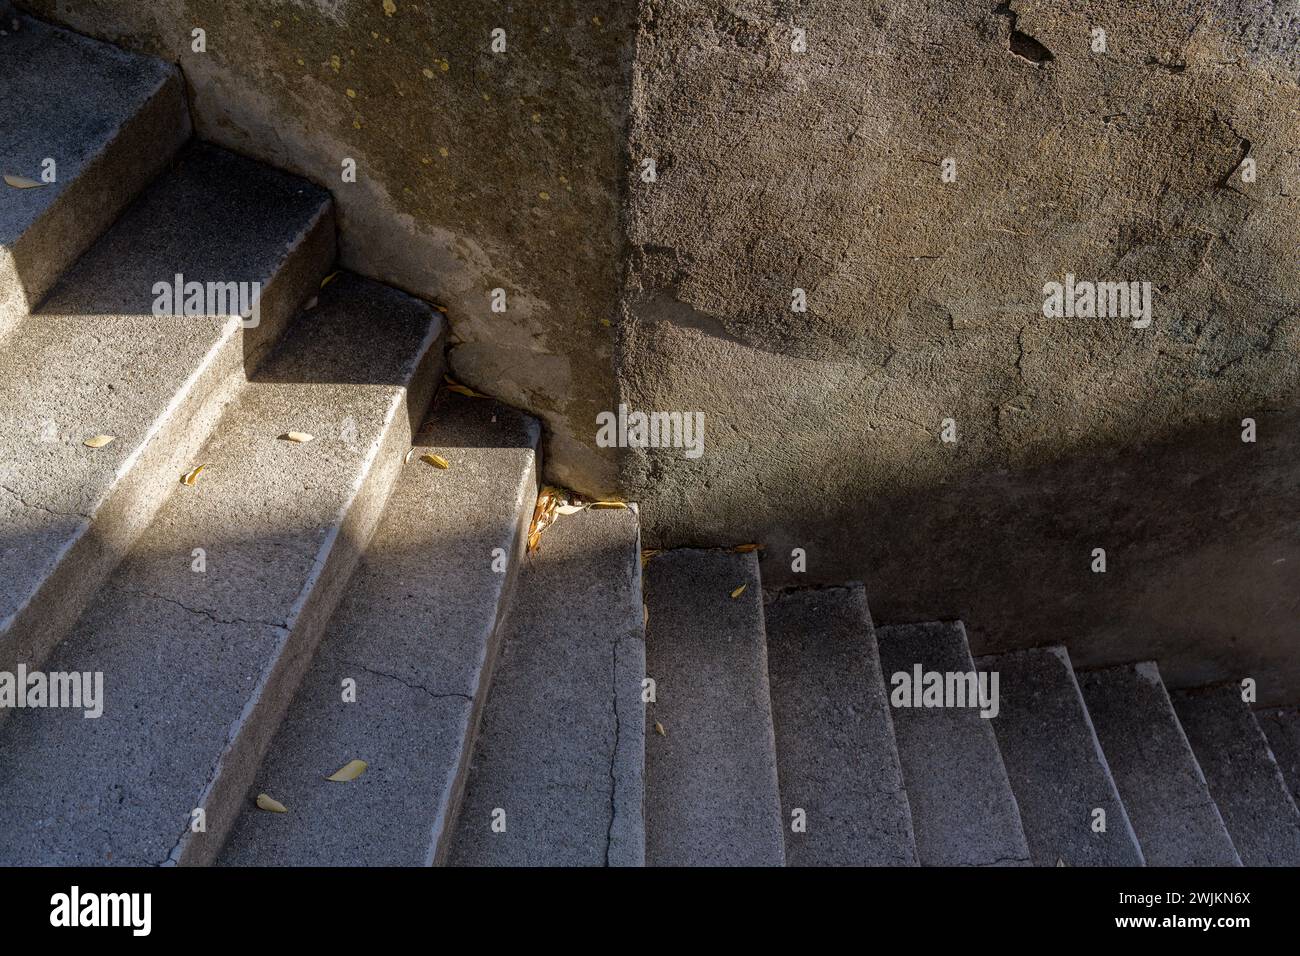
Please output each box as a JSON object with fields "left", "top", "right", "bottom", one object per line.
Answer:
{"left": 175, "top": 329, "right": 443, "bottom": 865}
{"left": 0, "top": 205, "right": 335, "bottom": 700}
{"left": 0, "top": 17, "right": 190, "bottom": 334}
{"left": 1077, "top": 663, "right": 1242, "bottom": 866}
{"left": 1171, "top": 686, "right": 1300, "bottom": 867}
{"left": 976, "top": 647, "right": 1144, "bottom": 866}
{"left": 643, "top": 549, "right": 785, "bottom": 867}
{"left": 429, "top": 456, "right": 537, "bottom": 865}
{"left": 766, "top": 586, "right": 919, "bottom": 866}
{"left": 448, "top": 508, "right": 646, "bottom": 867}
{"left": 875, "top": 621, "right": 1031, "bottom": 867}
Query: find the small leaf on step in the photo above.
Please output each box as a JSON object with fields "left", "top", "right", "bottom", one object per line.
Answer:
{"left": 654, "top": 722, "right": 666, "bottom": 737}
{"left": 643, "top": 604, "right": 649, "bottom": 628}
{"left": 320, "top": 271, "right": 340, "bottom": 288}
{"left": 180, "top": 464, "right": 208, "bottom": 486}
{"left": 83, "top": 435, "right": 116, "bottom": 448}
{"left": 4, "top": 174, "right": 44, "bottom": 189}
{"left": 640, "top": 549, "right": 661, "bottom": 568}
{"left": 554, "top": 503, "right": 585, "bottom": 516}
{"left": 730, "top": 584, "right": 747, "bottom": 599}
{"left": 256, "top": 793, "right": 287, "bottom": 813}
{"left": 280, "top": 431, "right": 314, "bottom": 443}
{"left": 589, "top": 501, "right": 628, "bottom": 510}
{"left": 419, "top": 453, "right": 450, "bottom": 469}
{"left": 443, "top": 375, "right": 487, "bottom": 398}
{"left": 326, "top": 759, "right": 368, "bottom": 782}
{"left": 733, "top": 543, "right": 761, "bottom": 553}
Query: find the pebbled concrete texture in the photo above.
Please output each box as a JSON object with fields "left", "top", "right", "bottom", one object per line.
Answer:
{"left": 1257, "top": 707, "right": 1300, "bottom": 806}
{"left": 1170, "top": 684, "right": 1300, "bottom": 866}
{"left": 975, "top": 646, "right": 1143, "bottom": 866}
{"left": 616, "top": 0, "right": 1300, "bottom": 703}
{"left": 1077, "top": 662, "right": 1241, "bottom": 866}
{"left": 25, "top": 0, "right": 637, "bottom": 498}
{"left": 765, "top": 584, "right": 917, "bottom": 866}
{"left": 643, "top": 548, "right": 785, "bottom": 866}
{"left": 0, "top": 275, "right": 442, "bottom": 865}
{"left": 0, "top": 142, "right": 334, "bottom": 697}
{"left": 875, "top": 620, "right": 1030, "bottom": 866}
{"left": 219, "top": 395, "right": 539, "bottom": 866}
{"left": 0, "top": 12, "right": 189, "bottom": 335}
{"left": 449, "top": 506, "right": 645, "bottom": 867}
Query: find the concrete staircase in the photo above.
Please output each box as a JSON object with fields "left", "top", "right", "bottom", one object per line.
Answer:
{"left": 4, "top": 13, "right": 1299, "bottom": 869}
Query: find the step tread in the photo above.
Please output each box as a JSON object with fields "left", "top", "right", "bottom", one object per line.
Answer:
{"left": 0, "top": 14, "right": 188, "bottom": 326}
{"left": 642, "top": 549, "right": 785, "bottom": 866}
{"left": 1076, "top": 662, "right": 1241, "bottom": 866}
{"left": 0, "top": 143, "right": 333, "bottom": 678}
{"left": 874, "top": 621, "right": 1030, "bottom": 866}
{"left": 766, "top": 585, "right": 918, "bottom": 866}
{"left": 1170, "top": 685, "right": 1300, "bottom": 866}
{"left": 975, "top": 646, "right": 1143, "bottom": 866}
{"left": 448, "top": 506, "right": 645, "bottom": 867}
{"left": 0, "top": 275, "right": 440, "bottom": 865}
{"left": 218, "top": 396, "right": 540, "bottom": 866}
{"left": 1257, "top": 707, "right": 1300, "bottom": 807}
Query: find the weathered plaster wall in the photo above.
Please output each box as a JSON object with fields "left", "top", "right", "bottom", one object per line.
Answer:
{"left": 25, "top": 0, "right": 634, "bottom": 494}
{"left": 620, "top": 0, "right": 1300, "bottom": 701}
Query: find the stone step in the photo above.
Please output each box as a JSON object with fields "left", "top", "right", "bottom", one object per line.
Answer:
{"left": 0, "top": 13, "right": 188, "bottom": 333}
{"left": 1256, "top": 707, "right": 1300, "bottom": 806}
{"left": 1170, "top": 684, "right": 1300, "bottom": 866}
{"left": 0, "top": 275, "right": 442, "bottom": 865}
{"left": 1076, "top": 663, "right": 1241, "bottom": 866}
{"left": 0, "top": 142, "right": 334, "bottom": 692}
{"left": 642, "top": 549, "right": 785, "bottom": 866}
{"left": 448, "top": 506, "right": 645, "bottom": 866}
{"left": 218, "top": 395, "right": 540, "bottom": 866}
{"left": 875, "top": 621, "right": 1031, "bottom": 866}
{"left": 765, "top": 585, "right": 918, "bottom": 866}
{"left": 975, "top": 646, "right": 1144, "bottom": 866}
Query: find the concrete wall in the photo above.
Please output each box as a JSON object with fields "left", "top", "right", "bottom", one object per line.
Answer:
{"left": 618, "top": 0, "right": 1300, "bottom": 702}
{"left": 26, "top": 0, "right": 1300, "bottom": 700}
{"left": 24, "top": 0, "right": 635, "bottom": 495}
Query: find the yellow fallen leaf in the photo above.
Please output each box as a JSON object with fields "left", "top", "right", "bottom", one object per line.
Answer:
{"left": 419, "top": 453, "right": 450, "bottom": 469}
{"left": 443, "top": 375, "right": 486, "bottom": 398}
{"left": 383, "top": 0, "right": 397, "bottom": 14}
{"left": 643, "top": 604, "right": 649, "bottom": 627}
{"left": 4, "top": 174, "right": 44, "bottom": 189}
{"left": 733, "top": 543, "right": 761, "bottom": 553}
{"left": 554, "top": 503, "right": 585, "bottom": 516}
{"left": 640, "top": 548, "right": 661, "bottom": 568}
{"left": 730, "top": 584, "right": 747, "bottom": 599}
{"left": 256, "top": 793, "right": 287, "bottom": 813}
{"left": 589, "top": 501, "right": 628, "bottom": 510}
{"left": 654, "top": 722, "right": 666, "bottom": 737}
{"left": 326, "top": 759, "right": 368, "bottom": 782}
{"left": 83, "top": 435, "right": 116, "bottom": 448}
{"left": 280, "top": 431, "right": 314, "bottom": 443}
{"left": 181, "top": 464, "right": 208, "bottom": 486}
{"left": 320, "top": 271, "right": 340, "bottom": 288}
